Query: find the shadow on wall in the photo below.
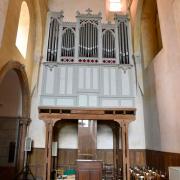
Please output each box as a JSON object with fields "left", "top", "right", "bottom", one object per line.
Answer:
{"left": 140, "top": 0, "right": 162, "bottom": 153}
{"left": 143, "top": 64, "right": 161, "bottom": 151}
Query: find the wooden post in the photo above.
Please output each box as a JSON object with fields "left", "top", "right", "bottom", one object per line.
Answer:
{"left": 112, "top": 124, "right": 117, "bottom": 169}
{"left": 44, "top": 120, "right": 54, "bottom": 180}
{"left": 115, "top": 120, "right": 130, "bottom": 180}
{"left": 121, "top": 122, "right": 130, "bottom": 180}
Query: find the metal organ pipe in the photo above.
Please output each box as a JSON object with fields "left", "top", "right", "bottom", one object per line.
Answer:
{"left": 50, "top": 21, "right": 54, "bottom": 60}
{"left": 89, "top": 23, "right": 91, "bottom": 57}
{"left": 61, "top": 28, "right": 75, "bottom": 57}
{"left": 55, "top": 21, "right": 59, "bottom": 61}
{"left": 121, "top": 22, "right": 125, "bottom": 64}
{"left": 46, "top": 14, "right": 131, "bottom": 64}
{"left": 50, "top": 20, "right": 55, "bottom": 61}
{"left": 53, "top": 19, "right": 58, "bottom": 61}
{"left": 94, "top": 26, "right": 96, "bottom": 57}
{"left": 47, "top": 20, "right": 52, "bottom": 61}
{"left": 125, "top": 24, "right": 129, "bottom": 64}
{"left": 102, "top": 30, "right": 115, "bottom": 59}
{"left": 108, "top": 31, "right": 110, "bottom": 58}
{"left": 79, "top": 22, "right": 98, "bottom": 58}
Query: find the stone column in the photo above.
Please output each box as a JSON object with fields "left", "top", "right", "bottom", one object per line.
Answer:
{"left": 44, "top": 120, "right": 54, "bottom": 180}
{"left": 17, "top": 117, "right": 31, "bottom": 172}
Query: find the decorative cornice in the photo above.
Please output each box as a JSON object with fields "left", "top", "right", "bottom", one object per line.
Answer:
{"left": 76, "top": 9, "right": 102, "bottom": 20}
{"left": 118, "top": 64, "right": 134, "bottom": 73}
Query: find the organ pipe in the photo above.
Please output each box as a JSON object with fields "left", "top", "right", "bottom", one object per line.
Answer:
{"left": 118, "top": 21, "right": 130, "bottom": 64}
{"left": 79, "top": 22, "right": 98, "bottom": 57}
{"left": 102, "top": 30, "right": 115, "bottom": 59}
{"left": 46, "top": 13, "right": 130, "bottom": 64}
{"left": 47, "top": 18, "right": 59, "bottom": 61}
{"left": 61, "top": 28, "right": 75, "bottom": 57}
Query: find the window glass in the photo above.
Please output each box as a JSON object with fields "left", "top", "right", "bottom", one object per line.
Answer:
{"left": 16, "top": 2, "right": 30, "bottom": 58}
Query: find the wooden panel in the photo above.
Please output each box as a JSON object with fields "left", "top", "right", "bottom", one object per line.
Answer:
{"left": 90, "top": 170, "right": 101, "bottom": 179}
{"left": 57, "top": 149, "right": 78, "bottom": 166}
{"left": 45, "top": 68, "right": 55, "bottom": 94}
{"left": 85, "top": 68, "right": 91, "bottom": 89}
{"left": 76, "top": 160, "right": 102, "bottom": 180}
{"left": 92, "top": 67, "right": 98, "bottom": 90}
{"left": 110, "top": 68, "right": 117, "bottom": 95}
{"left": 121, "top": 69, "right": 130, "bottom": 96}
{"left": 146, "top": 150, "right": 180, "bottom": 173}
{"left": 129, "top": 149, "right": 146, "bottom": 167}
{"left": 78, "top": 120, "right": 97, "bottom": 159}
{"left": 103, "top": 68, "right": 110, "bottom": 95}
{"left": 96, "top": 149, "right": 113, "bottom": 164}
{"left": 78, "top": 170, "right": 89, "bottom": 180}
{"left": 67, "top": 67, "right": 73, "bottom": 94}
{"left": 59, "top": 66, "right": 66, "bottom": 94}
{"left": 0, "top": 167, "right": 15, "bottom": 180}
{"left": 29, "top": 148, "right": 45, "bottom": 179}
{"left": 29, "top": 148, "right": 146, "bottom": 179}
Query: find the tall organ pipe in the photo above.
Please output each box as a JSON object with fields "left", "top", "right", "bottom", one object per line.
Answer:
{"left": 47, "top": 20, "right": 52, "bottom": 61}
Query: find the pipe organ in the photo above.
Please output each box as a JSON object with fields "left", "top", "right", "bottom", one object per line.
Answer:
{"left": 41, "top": 10, "right": 135, "bottom": 108}
{"left": 45, "top": 10, "right": 132, "bottom": 65}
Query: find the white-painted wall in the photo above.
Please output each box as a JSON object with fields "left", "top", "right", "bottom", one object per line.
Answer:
{"left": 97, "top": 124, "right": 113, "bottom": 149}
{"left": 28, "top": 90, "right": 46, "bottom": 148}
{"left": 58, "top": 124, "right": 78, "bottom": 149}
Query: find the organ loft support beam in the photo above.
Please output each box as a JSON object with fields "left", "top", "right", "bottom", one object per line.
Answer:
{"left": 115, "top": 120, "right": 131, "bottom": 180}
{"left": 43, "top": 120, "right": 58, "bottom": 180}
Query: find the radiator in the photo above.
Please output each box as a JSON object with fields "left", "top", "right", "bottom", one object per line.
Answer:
{"left": 169, "top": 167, "right": 180, "bottom": 180}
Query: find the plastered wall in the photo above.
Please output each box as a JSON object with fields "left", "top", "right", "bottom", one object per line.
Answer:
{"left": 48, "top": 0, "right": 107, "bottom": 22}
{"left": 141, "top": 0, "right": 180, "bottom": 153}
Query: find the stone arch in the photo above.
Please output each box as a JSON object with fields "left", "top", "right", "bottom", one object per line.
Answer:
{"left": 0, "top": 61, "right": 30, "bottom": 117}
{"left": 0, "top": 61, "right": 30, "bottom": 176}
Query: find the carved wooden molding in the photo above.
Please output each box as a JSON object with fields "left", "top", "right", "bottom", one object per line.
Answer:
{"left": 39, "top": 107, "right": 136, "bottom": 123}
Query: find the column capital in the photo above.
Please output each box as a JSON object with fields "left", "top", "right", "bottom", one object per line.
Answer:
{"left": 19, "top": 117, "right": 31, "bottom": 125}
{"left": 43, "top": 119, "right": 58, "bottom": 127}
{"left": 114, "top": 119, "right": 132, "bottom": 127}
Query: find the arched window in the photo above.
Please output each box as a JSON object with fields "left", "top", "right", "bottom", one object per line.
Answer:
{"left": 109, "top": 0, "right": 122, "bottom": 12}
{"left": 16, "top": 2, "right": 30, "bottom": 58}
